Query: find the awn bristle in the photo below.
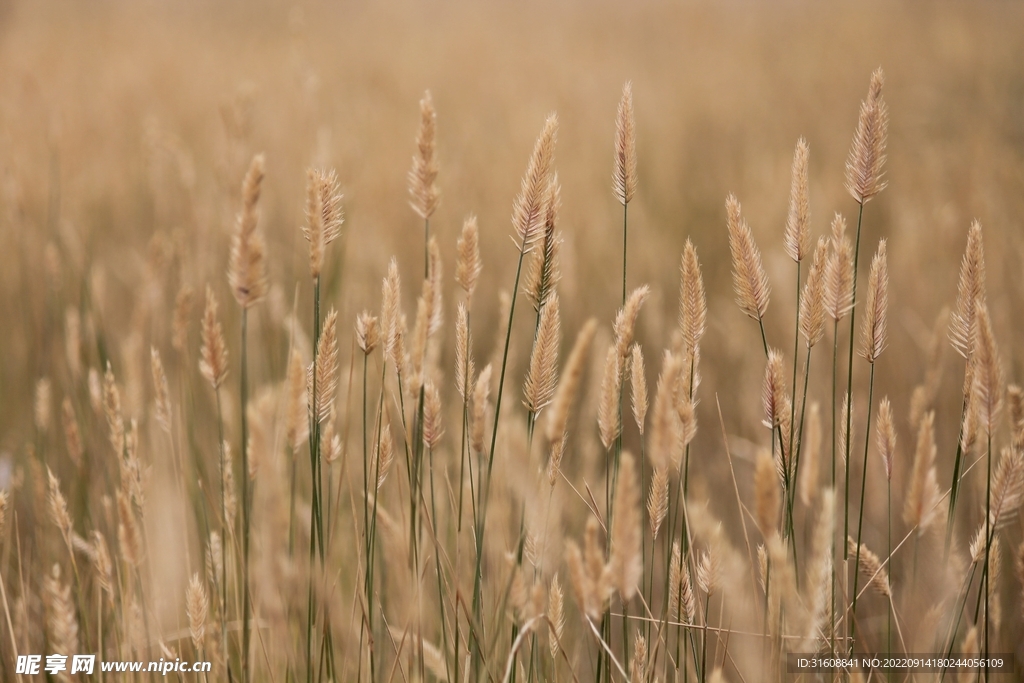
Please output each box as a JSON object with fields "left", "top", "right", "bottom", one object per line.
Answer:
{"left": 187, "top": 573, "right": 208, "bottom": 652}
{"left": 151, "top": 346, "right": 171, "bottom": 433}
{"left": 824, "top": 213, "right": 854, "bottom": 321}
{"left": 800, "top": 237, "right": 829, "bottom": 347}
{"left": 35, "top": 377, "right": 51, "bottom": 431}
{"left": 597, "top": 346, "right": 622, "bottom": 450}
{"left": 199, "top": 286, "right": 229, "bottom": 390}
{"left": 847, "top": 536, "right": 890, "bottom": 597}
{"left": 876, "top": 397, "right": 896, "bottom": 481}
{"left": 526, "top": 174, "right": 561, "bottom": 311}
{"left": 904, "top": 411, "right": 941, "bottom": 533}
{"left": 784, "top": 137, "right": 811, "bottom": 262}
{"left": 456, "top": 215, "right": 483, "bottom": 301}
{"left": 629, "top": 344, "right": 647, "bottom": 433}
{"left": 799, "top": 402, "right": 821, "bottom": 507}
{"left": 647, "top": 464, "right": 669, "bottom": 539}
{"left": 613, "top": 81, "right": 637, "bottom": 206}
{"left": 949, "top": 221, "right": 986, "bottom": 359}
{"left": 303, "top": 167, "right": 344, "bottom": 278}
{"left": 610, "top": 451, "right": 642, "bottom": 600}
{"left": 172, "top": 285, "right": 194, "bottom": 353}
{"left": 726, "top": 194, "right": 770, "bottom": 320}
{"left": 970, "top": 301, "right": 1003, "bottom": 434}
{"left": 314, "top": 309, "right": 339, "bottom": 423}
{"left": 679, "top": 239, "right": 707, "bottom": 355}
{"left": 61, "top": 398, "right": 83, "bottom": 469}
{"left": 754, "top": 449, "right": 780, "bottom": 537}
{"left": 408, "top": 90, "right": 440, "bottom": 221}
{"left": 228, "top": 153, "right": 269, "bottom": 308}
{"left": 512, "top": 114, "right": 558, "bottom": 251}
{"left": 859, "top": 240, "right": 888, "bottom": 363}
{"left": 761, "top": 349, "right": 786, "bottom": 429}
{"left": 45, "top": 563, "right": 79, "bottom": 659}
{"left": 613, "top": 285, "right": 650, "bottom": 359}
{"left": 548, "top": 574, "right": 564, "bottom": 659}
{"left": 989, "top": 447, "right": 1024, "bottom": 529}
{"left": 471, "top": 364, "right": 493, "bottom": 454}
{"left": 356, "top": 311, "right": 380, "bottom": 356}
{"left": 845, "top": 68, "right": 889, "bottom": 204}
{"left": 524, "top": 293, "right": 561, "bottom": 414}
{"left": 423, "top": 380, "right": 444, "bottom": 449}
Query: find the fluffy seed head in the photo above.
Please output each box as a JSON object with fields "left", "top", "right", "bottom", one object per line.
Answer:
{"left": 650, "top": 352, "right": 682, "bottom": 472}
{"left": 784, "top": 138, "right": 811, "bottom": 262}
{"left": 847, "top": 536, "right": 891, "bottom": 597}
{"left": 800, "top": 237, "right": 829, "bottom": 347}
{"left": 989, "top": 447, "right": 1024, "bottom": 529}
{"left": 629, "top": 344, "right": 647, "bottom": 433}
{"left": 597, "top": 346, "right": 622, "bottom": 450}
{"left": 949, "top": 221, "right": 986, "bottom": 359}
{"left": 970, "top": 302, "right": 1003, "bottom": 434}
{"left": 103, "top": 362, "right": 125, "bottom": 457}
{"left": 610, "top": 451, "right": 642, "bottom": 599}
{"left": 455, "top": 303, "right": 475, "bottom": 400}
{"left": 187, "top": 573, "right": 208, "bottom": 652}
{"left": 614, "top": 285, "right": 650, "bottom": 359}
{"left": 471, "top": 364, "right": 493, "bottom": 454}
{"left": 726, "top": 194, "right": 770, "bottom": 320}
{"left": 199, "top": 286, "right": 229, "bottom": 389}
{"left": 422, "top": 380, "right": 444, "bottom": 450}
{"left": 824, "top": 213, "right": 854, "bottom": 321}
{"left": 613, "top": 81, "right": 637, "bottom": 205}
{"left": 524, "top": 294, "right": 561, "bottom": 414}
{"left": 904, "top": 411, "right": 941, "bottom": 533}
{"left": 315, "top": 309, "right": 339, "bottom": 423}
{"left": 303, "top": 168, "right": 344, "bottom": 278}
{"left": 285, "top": 348, "right": 308, "bottom": 453}
{"left": 678, "top": 239, "right": 706, "bottom": 355}
{"left": 762, "top": 349, "right": 786, "bottom": 429}
{"left": 546, "top": 319, "right": 598, "bottom": 460}
{"left": 647, "top": 465, "right": 669, "bottom": 539}
{"left": 356, "top": 312, "right": 379, "bottom": 355}
{"left": 408, "top": 91, "right": 440, "bottom": 221}
{"left": 150, "top": 347, "right": 171, "bottom": 432}
{"left": 859, "top": 240, "right": 888, "bottom": 363}
{"left": 455, "top": 215, "right": 483, "bottom": 301}
{"left": 228, "top": 153, "right": 269, "bottom": 307}
{"left": 548, "top": 574, "right": 564, "bottom": 659}
{"left": 526, "top": 175, "right": 562, "bottom": 311}
{"left": 845, "top": 68, "right": 889, "bottom": 204}
{"left": 876, "top": 397, "right": 897, "bottom": 481}
{"left": 381, "top": 258, "right": 402, "bottom": 363}
{"left": 512, "top": 114, "right": 558, "bottom": 251}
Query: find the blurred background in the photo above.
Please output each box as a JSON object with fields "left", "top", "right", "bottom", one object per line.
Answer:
{"left": 1, "top": 0, "right": 1023, "bottom": 674}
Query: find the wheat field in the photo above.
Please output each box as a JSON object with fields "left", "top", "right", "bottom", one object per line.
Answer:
{"left": 2, "top": 1, "right": 1024, "bottom": 681}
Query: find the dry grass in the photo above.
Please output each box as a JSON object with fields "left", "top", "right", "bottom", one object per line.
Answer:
{"left": 2, "top": 1, "right": 1024, "bottom": 682}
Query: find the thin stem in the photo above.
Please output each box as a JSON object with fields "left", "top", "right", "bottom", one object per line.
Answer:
{"left": 843, "top": 201, "right": 866, "bottom": 559}
{"left": 849, "top": 361, "right": 876, "bottom": 654}
{"left": 240, "top": 308, "right": 251, "bottom": 683}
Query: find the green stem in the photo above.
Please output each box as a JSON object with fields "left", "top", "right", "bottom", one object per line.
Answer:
{"left": 849, "top": 361, "right": 876, "bottom": 654}
{"left": 240, "top": 308, "right": 251, "bottom": 683}
{"left": 843, "top": 201, "right": 866, "bottom": 560}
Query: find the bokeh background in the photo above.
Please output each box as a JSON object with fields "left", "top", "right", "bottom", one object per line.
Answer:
{"left": 1, "top": 0, "right": 1023, "bottom": 678}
